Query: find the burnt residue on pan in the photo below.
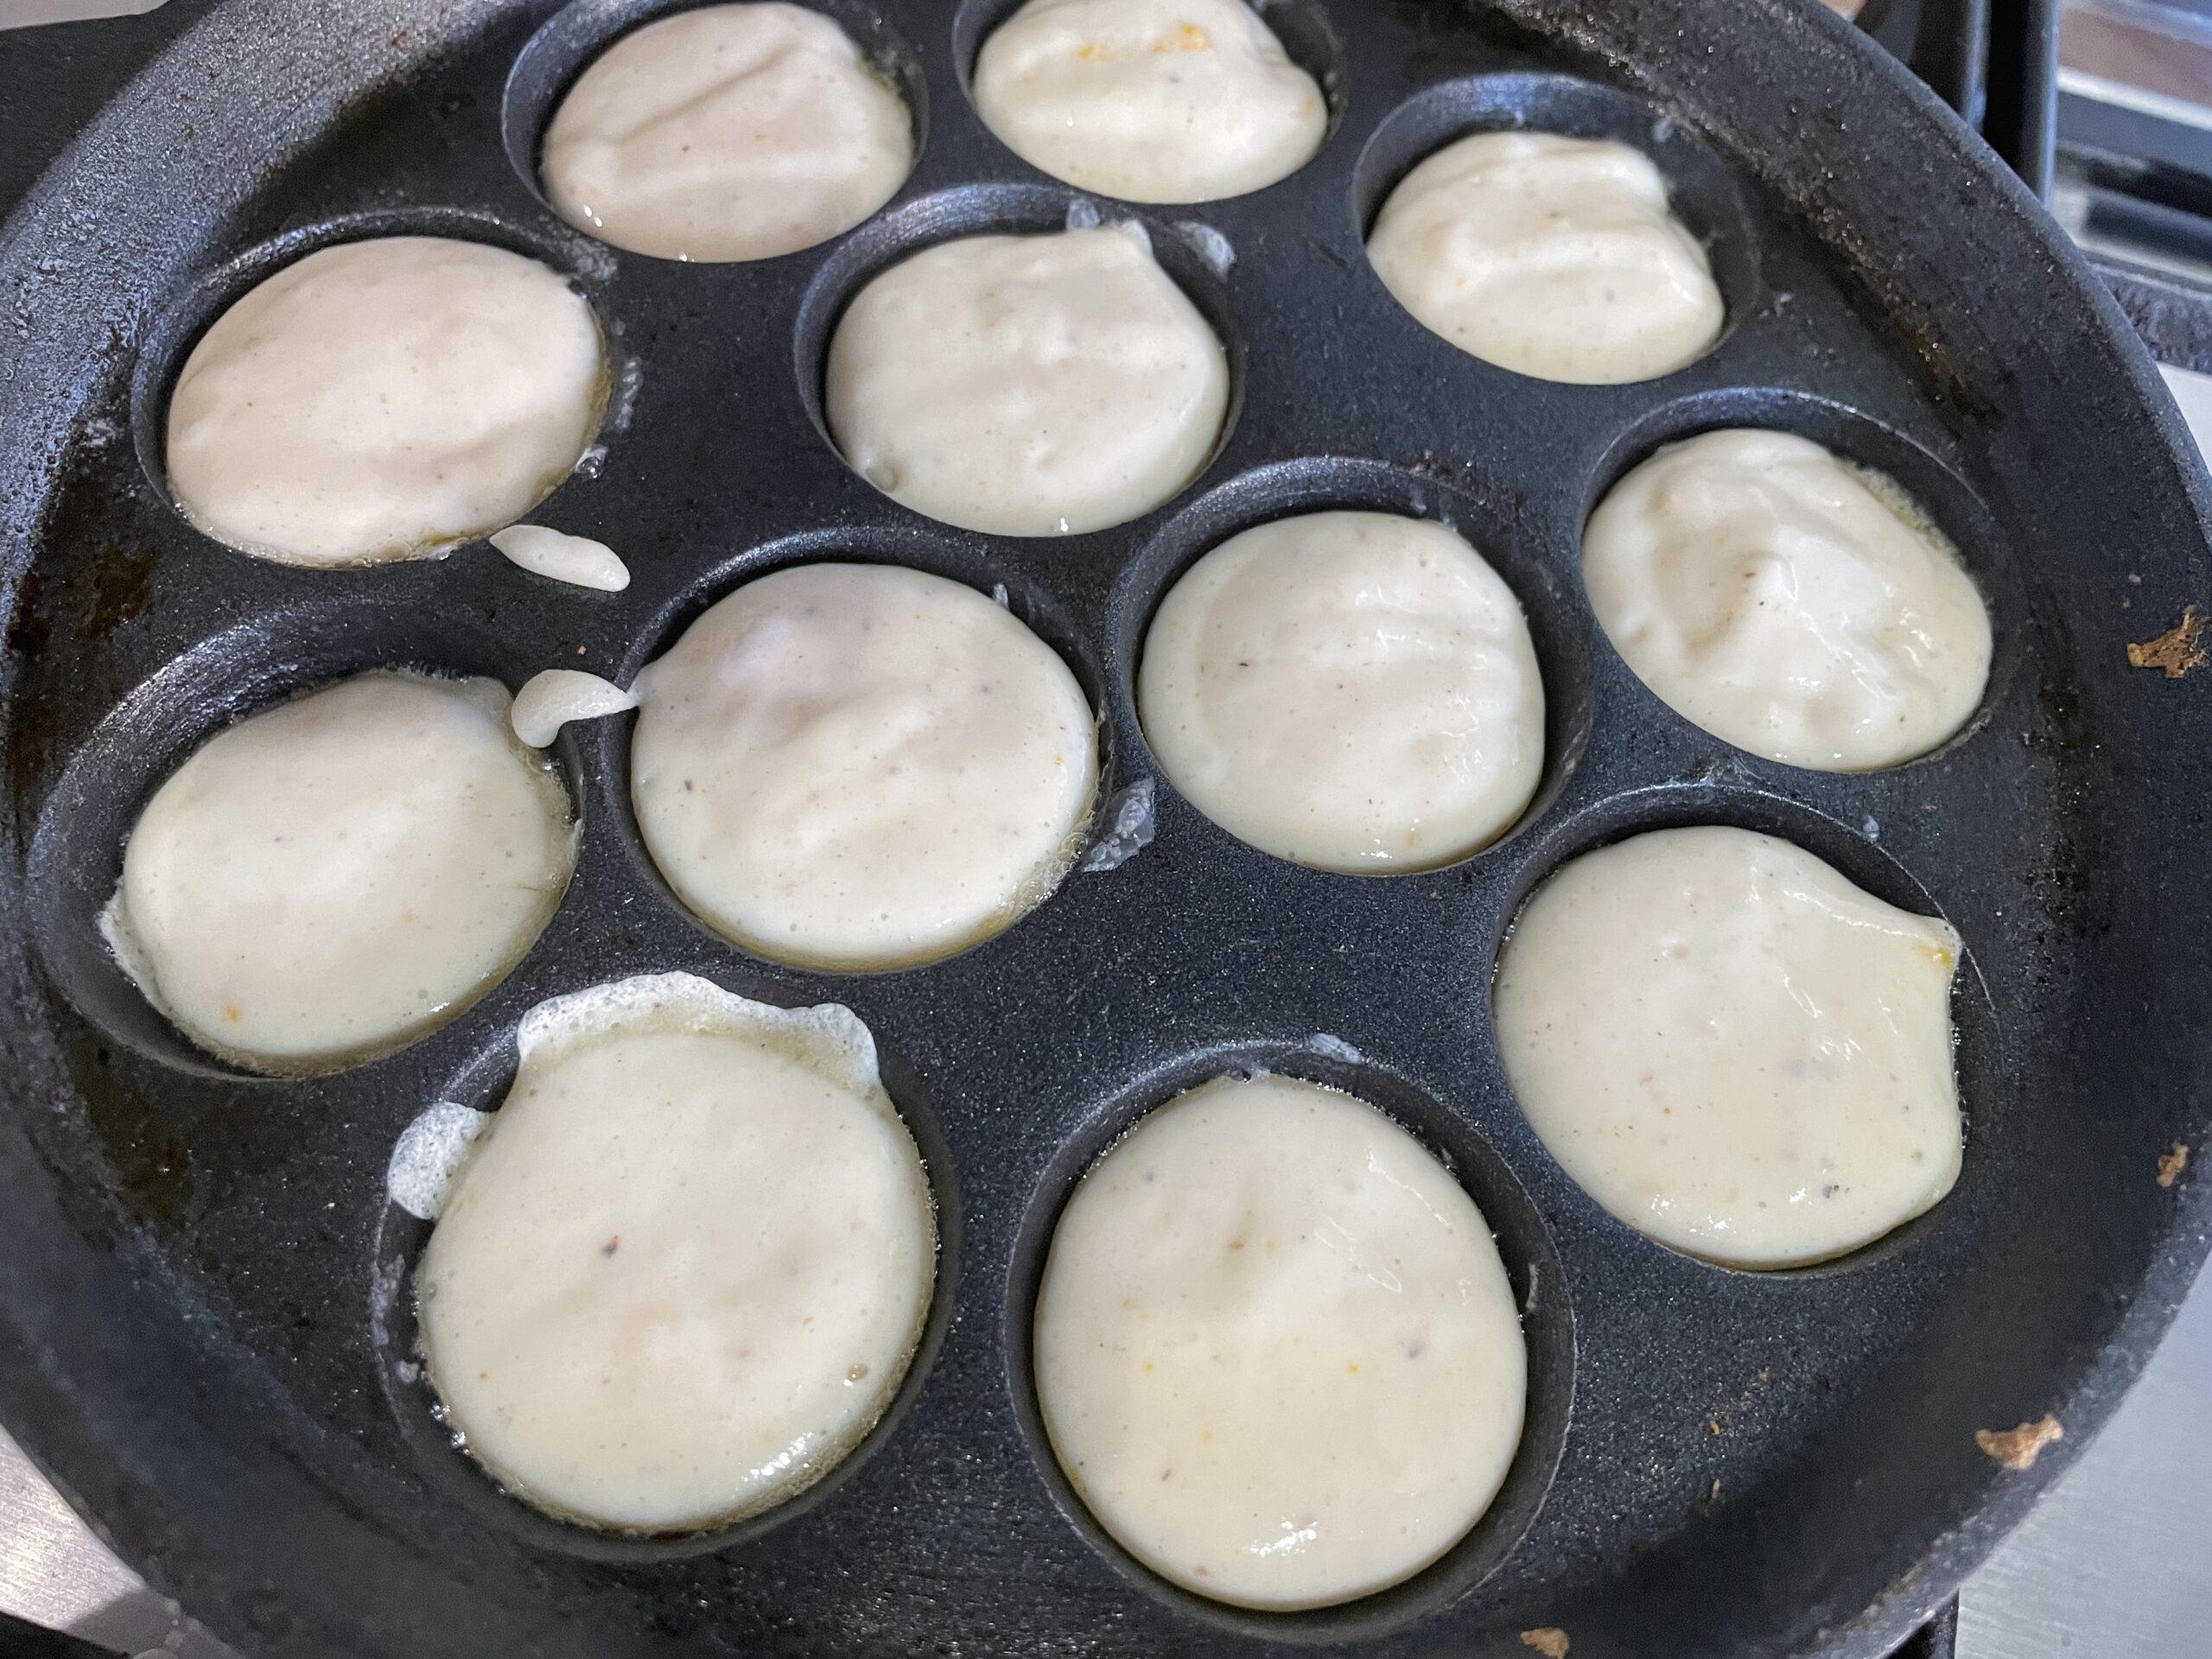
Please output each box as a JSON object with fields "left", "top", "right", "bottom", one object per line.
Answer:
{"left": 0, "top": 2, "right": 2209, "bottom": 1658}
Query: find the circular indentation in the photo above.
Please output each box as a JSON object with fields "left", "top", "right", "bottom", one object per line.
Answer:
{"left": 1486, "top": 783, "right": 2001, "bottom": 1279}
{"left": 1005, "top": 1038, "right": 1572, "bottom": 1641}
{"left": 371, "top": 976, "right": 961, "bottom": 1559}
{"left": 791, "top": 182, "right": 1247, "bottom": 530}
{"left": 130, "top": 209, "right": 620, "bottom": 559}
{"left": 594, "top": 521, "right": 1116, "bottom": 975}
{"left": 1350, "top": 72, "right": 1761, "bottom": 376}
{"left": 1108, "top": 457, "right": 1599, "bottom": 873}
{"left": 1580, "top": 388, "right": 2026, "bottom": 772}
{"left": 25, "top": 604, "right": 582, "bottom": 1081}
{"left": 502, "top": 0, "right": 926, "bottom": 262}
{"left": 955, "top": 0, "right": 1345, "bottom": 203}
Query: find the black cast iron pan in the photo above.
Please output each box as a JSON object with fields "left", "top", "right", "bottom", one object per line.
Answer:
{"left": 1, "top": 1, "right": 2208, "bottom": 1656}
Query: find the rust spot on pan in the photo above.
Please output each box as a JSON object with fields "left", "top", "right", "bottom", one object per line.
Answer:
{"left": 2158, "top": 1141, "right": 2190, "bottom": 1188}
{"left": 1521, "top": 1630, "right": 1571, "bottom": 1658}
{"left": 1975, "top": 1414, "right": 2063, "bottom": 1471}
{"left": 2126, "top": 606, "right": 2207, "bottom": 678}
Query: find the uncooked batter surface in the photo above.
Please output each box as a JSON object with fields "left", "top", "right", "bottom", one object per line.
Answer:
{"left": 1494, "top": 825, "right": 1963, "bottom": 1268}
{"left": 1033, "top": 1071, "right": 1526, "bottom": 1609}
{"left": 1368, "top": 131, "right": 1723, "bottom": 385}
{"left": 165, "top": 237, "right": 605, "bottom": 566}
{"left": 974, "top": 0, "right": 1325, "bottom": 203}
{"left": 824, "top": 223, "right": 1229, "bottom": 536}
{"left": 105, "top": 672, "right": 574, "bottom": 1071}
{"left": 1139, "top": 510, "right": 1544, "bottom": 871}
{"left": 541, "top": 3, "right": 912, "bottom": 262}
{"left": 631, "top": 563, "right": 1096, "bottom": 968}
{"left": 418, "top": 974, "right": 934, "bottom": 1530}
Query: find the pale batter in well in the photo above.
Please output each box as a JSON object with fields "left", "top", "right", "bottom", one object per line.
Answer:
{"left": 1581, "top": 429, "right": 1993, "bottom": 770}
{"left": 1033, "top": 1072, "right": 1526, "bottom": 1610}
{"left": 1367, "top": 131, "right": 1724, "bottom": 385}
{"left": 417, "top": 973, "right": 935, "bottom": 1530}
{"left": 973, "top": 0, "right": 1326, "bottom": 203}
{"left": 824, "top": 222, "right": 1230, "bottom": 535}
{"left": 630, "top": 563, "right": 1097, "bottom": 969}
{"left": 1494, "top": 825, "right": 1964, "bottom": 1268}
{"left": 103, "top": 672, "right": 574, "bottom": 1072}
{"left": 540, "top": 3, "right": 913, "bottom": 263}
{"left": 165, "top": 237, "right": 607, "bottom": 566}
{"left": 1139, "top": 510, "right": 1543, "bottom": 871}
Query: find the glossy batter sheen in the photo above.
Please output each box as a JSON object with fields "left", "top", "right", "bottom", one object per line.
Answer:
{"left": 973, "top": 0, "right": 1327, "bottom": 203}
{"left": 103, "top": 673, "right": 574, "bottom": 1072}
{"left": 1494, "top": 826, "right": 1963, "bottom": 1268}
{"left": 417, "top": 974, "right": 935, "bottom": 1530}
{"left": 824, "top": 223, "right": 1230, "bottom": 535}
{"left": 1034, "top": 1072, "right": 1526, "bottom": 1610}
{"left": 1367, "top": 131, "right": 1724, "bottom": 385}
{"left": 541, "top": 3, "right": 912, "bottom": 263}
{"left": 1139, "top": 511, "right": 1544, "bottom": 871}
{"left": 165, "top": 238, "right": 606, "bottom": 566}
{"left": 631, "top": 563, "right": 1097, "bottom": 969}
{"left": 1582, "top": 429, "right": 1993, "bottom": 770}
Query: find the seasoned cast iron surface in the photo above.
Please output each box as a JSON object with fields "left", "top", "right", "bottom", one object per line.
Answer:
{"left": 3, "top": 2, "right": 2210, "bottom": 1656}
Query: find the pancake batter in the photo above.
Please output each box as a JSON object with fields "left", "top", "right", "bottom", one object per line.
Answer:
{"left": 630, "top": 563, "right": 1097, "bottom": 968}
{"left": 1033, "top": 1071, "right": 1526, "bottom": 1609}
{"left": 417, "top": 973, "right": 935, "bottom": 1529}
{"left": 166, "top": 237, "right": 606, "bottom": 565}
{"left": 1581, "top": 429, "right": 1993, "bottom": 770}
{"left": 1493, "top": 825, "right": 1964, "bottom": 1268}
{"left": 541, "top": 3, "right": 913, "bottom": 262}
{"left": 1367, "top": 131, "right": 1723, "bottom": 385}
{"left": 1139, "top": 510, "right": 1543, "bottom": 871}
{"left": 824, "top": 222, "right": 1230, "bottom": 535}
{"left": 973, "top": 0, "right": 1327, "bottom": 203}
{"left": 104, "top": 672, "right": 574, "bottom": 1071}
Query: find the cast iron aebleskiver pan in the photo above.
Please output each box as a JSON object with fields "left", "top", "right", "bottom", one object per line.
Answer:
{"left": 1, "top": 0, "right": 2209, "bottom": 1654}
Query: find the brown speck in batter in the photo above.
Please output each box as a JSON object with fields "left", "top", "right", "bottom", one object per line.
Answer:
{"left": 2126, "top": 606, "right": 2207, "bottom": 678}
{"left": 601, "top": 1236, "right": 620, "bottom": 1257}
{"left": 1976, "top": 1414, "right": 2063, "bottom": 1471}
